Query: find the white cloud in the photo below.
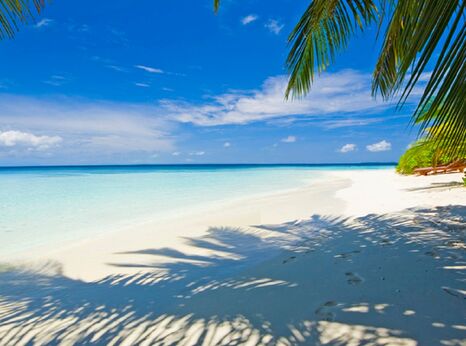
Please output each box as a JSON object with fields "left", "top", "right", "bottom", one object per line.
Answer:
{"left": 265, "top": 19, "right": 284, "bottom": 34}
{"left": 189, "top": 151, "right": 205, "bottom": 156}
{"left": 241, "top": 15, "right": 258, "bottom": 25}
{"left": 35, "top": 18, "right": 53, "bottom": 28}
{"left": 224, "top": 141, "right": 231, "bottom": 148}
{"left": 163, "top": 70, "right": 394, "bottom": 126}
{"left": 281, "top": 135, "right": 296, "bottom": 143}
{"left": 91, "top": 57, "right": 128, "bottom": 73}
{"left": 135, "top": 65, "right": 164, "bottom": 74}
{"left": 366, "top": 140, "right": 391, "bottom": 152}
{"left": 172, "top": 151, "right": 180, "bottom": 156}
{"left": 0, "top": 95, "right": 175, "bottom": 161}
{"left": 135, "top": 82, "right": 150, "bottom": 88}
{"left": 106, "top": 65, "right": 127, "bottom": 73}
{"left": 339, "top": 143, "right": 356, "bottom": 153}
{"left": 44, "top": 75, "right": 67, "bottom": 87}
{"left": 322, "top": 118, "right": 383, "bottom": 129}
{"left": 0, "top": 130, "right": 62, "bottom": 150}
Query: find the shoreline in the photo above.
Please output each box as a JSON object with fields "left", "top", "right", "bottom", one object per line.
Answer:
{"left": 0, "top": 169, "right": 328, "bottom": 260}
{"left": 14, "top": 171, "right": 350, "bottom": 281}
{"left": 5, "top": 169, "right": 464, "bottom": 282}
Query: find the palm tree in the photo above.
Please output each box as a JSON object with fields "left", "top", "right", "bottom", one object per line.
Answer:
{"left": 0, "top": 0, "right": 46, "bottom": 40}
{"left": 215, "top": 0, "right": 466, "bottom": 156}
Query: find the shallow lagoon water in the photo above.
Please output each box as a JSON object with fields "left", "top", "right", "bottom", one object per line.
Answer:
{"left": 0, "top": 164, "right": 394, "bottom": 256}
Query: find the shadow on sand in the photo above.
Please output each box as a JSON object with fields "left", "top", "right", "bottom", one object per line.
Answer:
{"left": 0, "top": 205, "right": 465, "bottom": 345}
{"left": 405, "top": 181, "right": 464, "bottom": 192}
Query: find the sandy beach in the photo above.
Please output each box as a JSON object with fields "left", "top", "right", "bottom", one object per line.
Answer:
{"left": 0, "top": 169, "right": 465, "bottom": 345}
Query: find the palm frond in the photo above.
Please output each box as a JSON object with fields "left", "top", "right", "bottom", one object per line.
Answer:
{"left": 373, "top": 0, "right": 466, "bottom": 156}
{"left": 213, "top": 0, "right": 220, "bottom": 13}
{"left": 285, "top": 0, "right": 378, "bottom": 99}
{"left": 0, "top": 0, "right": 46, "bottom": 40}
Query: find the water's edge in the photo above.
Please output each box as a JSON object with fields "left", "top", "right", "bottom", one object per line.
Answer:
{"left": 0, "top": 165, "right": 394, "bottom": 258}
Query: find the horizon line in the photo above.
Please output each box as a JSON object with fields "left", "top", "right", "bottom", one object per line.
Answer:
{"left": 0, "top": 162, "right": 397, "bottom": 169}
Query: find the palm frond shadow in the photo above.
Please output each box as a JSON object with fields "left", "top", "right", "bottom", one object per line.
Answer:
{"left": 405, "top": 181, "right": 464, "bottom": 192}
{"left": 0, "top": 205, "right": 464, "bottom": 345}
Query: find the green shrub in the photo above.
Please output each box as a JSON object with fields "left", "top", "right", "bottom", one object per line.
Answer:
{"left": 396, "top": 140, "right": 457, "bottom": 175}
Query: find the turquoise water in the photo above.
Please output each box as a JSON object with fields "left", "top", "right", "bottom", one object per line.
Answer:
{"left": 0, "top": 164, "right": 394, "bottom": 257}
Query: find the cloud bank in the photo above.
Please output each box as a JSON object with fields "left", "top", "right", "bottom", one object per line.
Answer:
{"left": 0, "top": 69, "right": 409, "bottom": 164}
{"left": 0, "top": 130, "right": 62, "bottom": 150}
{"left": 162, "top": 70, "right": 394, "bottom": 127}
{"left": 0, "top": 95, "right": 175, "bottom": 162}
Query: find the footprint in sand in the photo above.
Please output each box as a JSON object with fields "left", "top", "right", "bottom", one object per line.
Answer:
{"left": 315, "top": 301, "right": 338, "bottom": 321}
{"left": 425, "top": 250, "right": 440, "bottom": 259}
{"left": 442, "top": 287, "right": 466, "bottom": 300}
{"left": 282, "top": 256, "right": 296, "bottom": 264}
{"left": 345, "top": 272, "right": 364, "bottom": 285}
{"left": 335, "top": 250, "right": 361, "bottom": 260}
{"left": 380, "top": 238, "right": 393, "bottom": 246}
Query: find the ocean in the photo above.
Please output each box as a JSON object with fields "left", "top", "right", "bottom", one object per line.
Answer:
{"left": 0, "top": 164, "right": 394, "bottom": 257}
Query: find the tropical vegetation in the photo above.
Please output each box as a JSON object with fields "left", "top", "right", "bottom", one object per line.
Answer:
{"left": 397, "top": 101, "right": 466, "bottom": 175}
{"left": 396, "top": 139, "right": 460, "bottom": 175}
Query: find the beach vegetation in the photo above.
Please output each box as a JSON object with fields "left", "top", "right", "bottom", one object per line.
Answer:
{"left": 397, "top": 100, "right": 466, "bottom": 175}
{"left": 396, "top": 139, "right": 459, "bottom": 175}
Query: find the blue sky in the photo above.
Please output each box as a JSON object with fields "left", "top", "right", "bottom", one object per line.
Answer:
{"left": 0, "top": 0, "right": 424, "bottom": 165}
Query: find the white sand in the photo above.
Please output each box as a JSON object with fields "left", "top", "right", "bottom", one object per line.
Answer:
{"left": 334, "top": 169, "right": 465, "bottom": 216}
{"left": 0, "top": 169, "right": 465, "bottom": 345}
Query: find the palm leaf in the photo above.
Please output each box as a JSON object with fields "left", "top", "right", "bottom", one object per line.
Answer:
{"left": 419, "top": 103, "right": 466, "bottom": 158}
{"left": 285, "top": 0, "right": 378, "bottom": 99}
{"left": 372, "top": 0, "right": 465, "bottom": 156}
{"left": 211, "top": 0, "right": 465, "bottom": 157}
{"left": 0, "top": 0, "right": 46, "bottom": 40}
{"left": 285, "top": 0, "right": 465, "bottom": 156}
{"left": 213, "top": 0, "right": 220, "bottom": 13}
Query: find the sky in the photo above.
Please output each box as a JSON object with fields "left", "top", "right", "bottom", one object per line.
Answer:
{"left": 0, "top": 0, "right": 426, "bottom": 165}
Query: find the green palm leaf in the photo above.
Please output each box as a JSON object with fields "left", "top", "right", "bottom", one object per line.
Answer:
{"left": 373, "top": 0, "right": 466, "bottom": 156}
{"left": 214, "top": 0, "right": 465, "bottom": 158}
{"left": 0, "top": 0, "right": 46, "bottom": 40}
{"left": 285, "top": 0, "right": 378, "bottom": 99}
{"left": 213, "top": 0, "right": 220, "bottom": 13}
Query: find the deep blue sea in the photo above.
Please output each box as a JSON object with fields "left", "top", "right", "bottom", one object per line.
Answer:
{"left": 0, "top": 164, "right": 394, "bottom": 257}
